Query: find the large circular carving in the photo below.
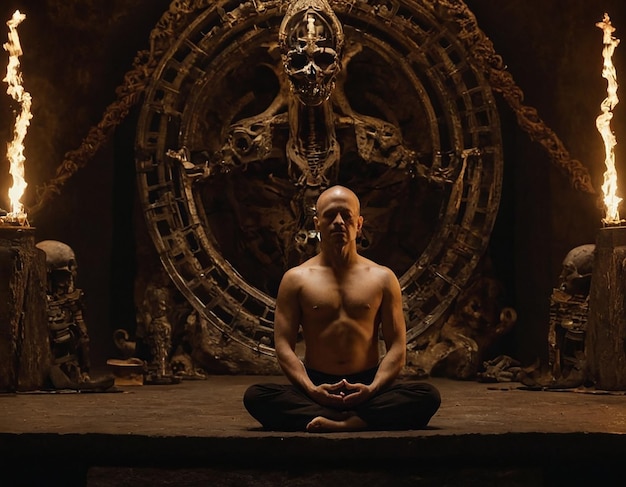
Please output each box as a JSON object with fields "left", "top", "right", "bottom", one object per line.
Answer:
{"left": 135, "top": 0, "right": 503, "bottom": 355}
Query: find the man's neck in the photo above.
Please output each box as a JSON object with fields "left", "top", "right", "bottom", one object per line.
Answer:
{"left": 320, "top": 242, "right": 358, "bottom": 270}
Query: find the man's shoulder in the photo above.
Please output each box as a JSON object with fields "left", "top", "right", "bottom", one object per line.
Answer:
{"left": 357, "top": 256, "right": 393, "bottom": 273}
{"left": 356, "top": 257, "right": 400, "bottom": 287}
{"left": 278, "top": 259, "right": 325, "bottom": 297}
{"left": 283, "top": 257, "right": 322, "bottom": 278}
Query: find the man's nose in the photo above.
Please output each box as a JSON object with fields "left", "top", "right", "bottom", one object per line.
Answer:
{"left": 332, "top": 214, "right": 344, "bottom": 225}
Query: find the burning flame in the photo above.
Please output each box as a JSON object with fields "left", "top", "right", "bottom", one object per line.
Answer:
{"left": 3, "top": 10, "right": 31, "bottom": 222}
{"left": 596, "top": 13, "right": 622, "bottom": 225}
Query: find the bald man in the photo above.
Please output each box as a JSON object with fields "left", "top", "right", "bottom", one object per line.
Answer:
{"left": 244, "top": 185, "right": 440, "bottom": 432}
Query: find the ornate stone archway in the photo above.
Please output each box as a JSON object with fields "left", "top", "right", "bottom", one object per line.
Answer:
{"left": 134, "top": 0, "right": 503, "bottom": 359}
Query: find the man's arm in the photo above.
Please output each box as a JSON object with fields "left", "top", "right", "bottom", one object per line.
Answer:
{"left": 274, "top": 269, "right": 313, "bottom": 390}
{"left": 371, "top": 267, "right": 407, "bottom": 391}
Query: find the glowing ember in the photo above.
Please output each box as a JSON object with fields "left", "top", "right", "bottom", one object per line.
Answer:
{"left": 596, "top": 13, "right": 623, "bottom": 225}
{"left": 3, "top": 10, "right": 31, "bottom": 225}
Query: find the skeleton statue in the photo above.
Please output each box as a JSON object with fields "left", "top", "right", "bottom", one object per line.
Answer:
{"left": 279, "top": 0, "right": 343, "bottom": 253}
{"left": 548, "top": 244, "right": 594, "bottom": 386}
{"left": 168, "top": 0, "right": 458, "bottom": 267}
{"left": 520, "top": 244, "right": 594, "bottom": 389}
{"left": 35, "top": 240, "right": 113, "bottom": 390}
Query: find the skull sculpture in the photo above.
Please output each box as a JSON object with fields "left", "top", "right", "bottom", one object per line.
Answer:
{"left": 279, "top": 0, "right": 344, "bottom": 106}
{"left": 36, "top": 239, "right": 78, "bottom": 297}
{"left": 558, "top": 244, "right": 595, "bottom": 297}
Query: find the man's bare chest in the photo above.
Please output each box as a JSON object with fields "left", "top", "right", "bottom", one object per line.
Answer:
{"left": 300, "top": 275, "right": 382, "bottom": 320}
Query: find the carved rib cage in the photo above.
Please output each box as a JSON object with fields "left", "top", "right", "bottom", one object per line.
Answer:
{"left": 135, "top": 0, "right": 503, "bottom": 356}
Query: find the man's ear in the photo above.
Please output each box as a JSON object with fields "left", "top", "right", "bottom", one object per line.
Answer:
{"left": 357, "top": 215, "right": 364, "bottom": 235}
{"left": 313, "top": 216, "right": 320, "bottom": 229}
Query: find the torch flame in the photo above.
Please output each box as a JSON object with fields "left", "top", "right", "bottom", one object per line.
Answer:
{"left": 596, "top": 13, "right": 622, "bottom": 225}
{"left": 3, "top": 10, "right": 31, "bottom": 221}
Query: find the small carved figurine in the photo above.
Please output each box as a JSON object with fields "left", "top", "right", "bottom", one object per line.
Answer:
{"left": 138, "top": 283, "right": 180, "bottom": 384}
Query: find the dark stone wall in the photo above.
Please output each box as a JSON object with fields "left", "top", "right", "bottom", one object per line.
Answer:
{"left": 466, "top": 0, "right": 626, "bottom": 363}
{"left": 0, "top": 0, "right": 170, "bottom": 366}
{"left": 0, "top": 0, "right": 624, "bottom": 369}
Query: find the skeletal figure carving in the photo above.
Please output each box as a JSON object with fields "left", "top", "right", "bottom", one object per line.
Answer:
{"left": 519, "top": 245, "right": 595, "bottom": 389}
{"left": 168, "top": 0, "right": 458, "bottom": 267}
{"left": 36, "top": 240, "right": 113, "bottom": 390}
{"left": 546, "top": 245, "right": 594, "bottom": 387}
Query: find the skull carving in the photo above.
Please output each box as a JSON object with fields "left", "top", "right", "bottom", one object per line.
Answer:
{"left": 558, "top": 244, "right": 595, "bottom": 297}
{"left": 279, "top": 0, "right": 344, "bottom": 106}
{"left": 36, "top": 239, "right": 78, "bottom": 297}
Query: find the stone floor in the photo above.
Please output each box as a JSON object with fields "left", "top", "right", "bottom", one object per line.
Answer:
{"left": 1, "top": 375, "right": 626, "bottom": 486}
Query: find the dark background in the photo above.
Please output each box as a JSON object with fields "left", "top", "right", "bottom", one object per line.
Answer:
{"left": 0, "top": 0, "right": 624, "bottom": 370}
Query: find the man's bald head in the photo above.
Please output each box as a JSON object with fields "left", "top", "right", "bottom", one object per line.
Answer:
{"left": 315, "top": 185, "right": 361, "bottom": 216}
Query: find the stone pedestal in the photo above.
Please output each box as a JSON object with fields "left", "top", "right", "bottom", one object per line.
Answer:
{"left": 586, "top": 225, "right": 626, "bottom": 390}
{"left": 0, "top": 226, "right": 51, "bottom": 391}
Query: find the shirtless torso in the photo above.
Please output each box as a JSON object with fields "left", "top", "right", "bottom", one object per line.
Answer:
{"left": 282, "top": 255, "right": 391, "bottom": 375}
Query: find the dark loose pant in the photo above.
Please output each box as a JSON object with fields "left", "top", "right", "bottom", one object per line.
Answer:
{"left": 243, "top": 367, "right": 441, "bottom": 431}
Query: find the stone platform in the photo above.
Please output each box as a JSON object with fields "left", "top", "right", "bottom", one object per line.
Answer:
{"left": 1, "top": 376, "right": 625, "bottom": 486}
